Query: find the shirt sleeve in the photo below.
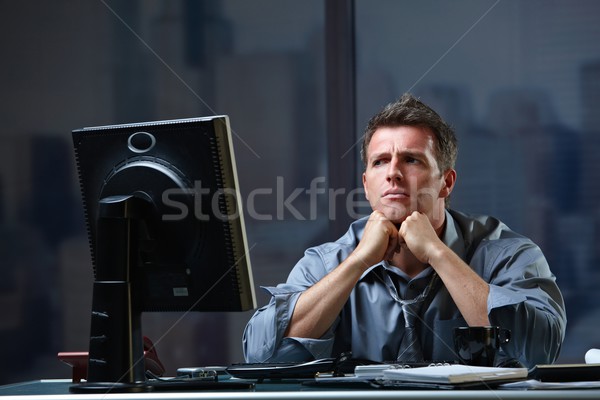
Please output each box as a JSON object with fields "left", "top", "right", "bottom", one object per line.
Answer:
{"left": 478, "top": 238, "right": 567, "bottom": 367}
{"left": 242, "top": 248, "right": 337, "bottom": 363}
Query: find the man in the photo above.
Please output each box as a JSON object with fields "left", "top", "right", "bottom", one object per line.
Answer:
{"left": 243, "top": 94, "right": 566, "bottom": 367}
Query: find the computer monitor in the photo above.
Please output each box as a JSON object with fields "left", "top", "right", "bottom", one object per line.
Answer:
{"left": 71, "top": 115, "right": 256, "bottom": 391}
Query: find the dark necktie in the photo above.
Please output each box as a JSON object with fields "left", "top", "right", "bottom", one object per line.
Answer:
{"left": 396, "top": 301, "right": 425, "bottom": 362}
{"left": 396, "top": 273, "right": 439, "bottom": 363}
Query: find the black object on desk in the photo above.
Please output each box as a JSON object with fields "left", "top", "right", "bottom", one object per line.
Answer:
{"left": 227, "top": 355, "right": 379, "bottom": 380}
{"left": 69, "top": 116, "right": 257, "bottom": 393}
{"left": 227, "top": 359, "right": 338, "bottom": 380}
{"left": 69, "top": 379, "right": 255, "bottom": 393}
{"left": 528, "top": 363, "right": 600, "bottom": 382}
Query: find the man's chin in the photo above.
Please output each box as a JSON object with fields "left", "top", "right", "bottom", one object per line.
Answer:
{"left": 378, "top": 206, "right": 410, "bottom": 225}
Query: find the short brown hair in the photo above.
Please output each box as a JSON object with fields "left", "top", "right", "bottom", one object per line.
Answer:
{"left": 361, "top": 93, "right": 458, "bottom": 174}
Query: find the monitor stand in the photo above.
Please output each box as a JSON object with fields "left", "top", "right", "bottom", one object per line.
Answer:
{"left": 70, "top": 195, "right": 148, "bottom": 393}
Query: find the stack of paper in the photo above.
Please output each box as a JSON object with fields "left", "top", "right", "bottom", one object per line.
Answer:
{"left": 382, "top": 364, "right": 528, "bottom": 385}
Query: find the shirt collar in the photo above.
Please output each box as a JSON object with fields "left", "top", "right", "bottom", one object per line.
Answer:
{"left": 441, "top": 209, "right": 467, "bottom": 260}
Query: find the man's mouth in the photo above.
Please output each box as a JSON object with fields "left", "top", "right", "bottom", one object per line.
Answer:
{"left": 382, "top": 189, "right": 409, "bottom": 199}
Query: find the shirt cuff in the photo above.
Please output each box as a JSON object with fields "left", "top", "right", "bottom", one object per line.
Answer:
{"left": 263, "top": 286, "right": 302, "bottom": 342}
{"left": 262, "top": 285, "right": 336, "bottom": 360}
{"left": 272, "top": 337, "right": 335, "bottom": 361}
{"left": 487, "top": 284, "right": 528, "bottom": 314}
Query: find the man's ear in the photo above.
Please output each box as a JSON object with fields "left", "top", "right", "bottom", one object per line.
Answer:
{"left": 362, "top": 172, "right": 369, "bottom": 201}
{"left": 439, "top": 169, "right": 456, "bottom": 199}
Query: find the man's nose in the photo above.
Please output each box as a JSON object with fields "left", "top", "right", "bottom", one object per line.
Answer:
{"left": 386, "top": 158, "right": 403, "bottom": 182}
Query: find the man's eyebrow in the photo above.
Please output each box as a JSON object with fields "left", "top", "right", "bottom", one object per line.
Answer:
{"left": 369, "top": 149, "right": 427, "bottom": 161}
{"left": 401, "top": 149, "right": 426, "bottom": 158}
{"left": 368, "top": 151, "right": 390, "bottom": 161}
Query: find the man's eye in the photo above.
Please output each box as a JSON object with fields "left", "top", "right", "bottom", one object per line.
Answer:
{"left": 373, "top": 159, "right": 386, "bottom": 167}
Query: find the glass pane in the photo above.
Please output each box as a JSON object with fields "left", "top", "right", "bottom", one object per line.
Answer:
{"left": 356, "top": 0, "right": 600, "bottom": 363}
{"left": 0, "top": 0, "right": 325, "bottom": 381}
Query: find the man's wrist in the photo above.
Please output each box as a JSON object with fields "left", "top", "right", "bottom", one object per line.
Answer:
{"left": 348, "top": 248, "right": 376, "bottom": 273}
{"left": 428, "top": 241, "right": 453, "bottom": 269}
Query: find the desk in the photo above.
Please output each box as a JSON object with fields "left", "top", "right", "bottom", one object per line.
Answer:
{"left": 2, "top": 380, "right": 600, "bottom": 400}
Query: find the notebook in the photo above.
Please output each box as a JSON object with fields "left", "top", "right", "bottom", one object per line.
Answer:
{"left": 382, "top": 364, "right": 528, "bottom": 385}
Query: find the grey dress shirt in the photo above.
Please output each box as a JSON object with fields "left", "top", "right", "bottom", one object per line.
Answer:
{"left": 243, "top": 209, "right": 566, "bottom": 367}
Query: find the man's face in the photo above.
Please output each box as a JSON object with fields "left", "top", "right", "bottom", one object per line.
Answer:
{"left": 362, "top": 125, "right": 455, "bottom": 228}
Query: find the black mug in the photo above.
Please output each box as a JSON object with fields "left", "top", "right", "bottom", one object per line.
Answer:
{"left": 453, "top": 326, "right": 511, "bottom": 367}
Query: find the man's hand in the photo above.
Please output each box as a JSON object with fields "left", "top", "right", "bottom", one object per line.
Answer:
{"left": 398, "top": 211, "right": 445, "bottom": 265}
{"left": 399, "top": 211, "right": 491, "bottom": 326}
{"left": 352, "top": 211, "right": 401, "bottom": 269}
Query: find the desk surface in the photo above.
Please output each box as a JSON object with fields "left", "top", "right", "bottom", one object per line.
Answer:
{"left": 3, "top": 380, "right": 600, "bottom": 400}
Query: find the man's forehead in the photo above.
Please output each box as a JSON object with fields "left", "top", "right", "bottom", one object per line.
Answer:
{"left": 367, "top": 126, "right": 436, "bottom": 154}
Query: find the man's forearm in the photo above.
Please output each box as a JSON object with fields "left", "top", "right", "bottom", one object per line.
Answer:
{"left": 284, "top": 253, "right": 366, "bottom": 339}
{"left": 429, "top": 244, "right": 490, "bottom": 326}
